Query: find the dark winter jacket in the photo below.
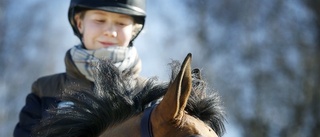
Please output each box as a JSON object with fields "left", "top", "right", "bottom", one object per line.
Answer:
{"left": 14, "top": 49, "right": 146, "bottom": 137}
{"left": 13, "top": 49, "right": 94, "bottom": 137}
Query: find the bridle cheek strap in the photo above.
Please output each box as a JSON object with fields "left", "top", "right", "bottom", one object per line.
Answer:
{"left": 140, "top": 105, "right": 156, "bottom": 137}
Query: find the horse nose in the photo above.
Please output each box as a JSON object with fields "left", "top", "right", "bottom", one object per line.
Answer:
{"left": 187, "top": 135, "right": 204, "bottom": 137}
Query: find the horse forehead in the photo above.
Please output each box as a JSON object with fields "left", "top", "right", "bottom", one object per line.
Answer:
{"left": 182, "top": 115, "right": 218, "bottom": 137}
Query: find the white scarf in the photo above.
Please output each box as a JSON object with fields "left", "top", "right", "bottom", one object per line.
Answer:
{"left": 70, "top": 45, "right": 141, "bottom": 81}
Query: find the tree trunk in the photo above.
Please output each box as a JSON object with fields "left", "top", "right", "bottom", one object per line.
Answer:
{"left": 305, "top": 0, "right": 320, "bottom": 137}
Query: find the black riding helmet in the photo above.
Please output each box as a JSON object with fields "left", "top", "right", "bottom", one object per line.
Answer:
{"left": 68, "top": 0, "right": 146, "bottom": 47}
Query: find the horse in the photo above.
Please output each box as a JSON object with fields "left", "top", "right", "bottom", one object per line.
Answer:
{"left": 32, "top": 53, "right": 226, "bottom": 137}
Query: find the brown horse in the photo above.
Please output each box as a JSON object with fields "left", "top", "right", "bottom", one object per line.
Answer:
{"left": 33, "top": 53, "right": 226, "bottom": 137}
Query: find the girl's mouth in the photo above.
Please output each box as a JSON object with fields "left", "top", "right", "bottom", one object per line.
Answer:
{"left": 99, "top": 42, "right": 116, "bottom": 47}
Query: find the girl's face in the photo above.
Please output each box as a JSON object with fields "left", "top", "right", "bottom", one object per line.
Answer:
{"left": 75, "top": 10, "right": 135, "bottom": 50}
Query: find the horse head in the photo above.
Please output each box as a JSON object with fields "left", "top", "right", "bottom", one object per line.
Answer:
{"left": 148, "top": 53, "right": 218, "bottom": 137}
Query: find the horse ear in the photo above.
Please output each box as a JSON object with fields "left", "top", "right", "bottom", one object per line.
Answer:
{"left": 156, "top": 53, "right": 192, "bottom": 120}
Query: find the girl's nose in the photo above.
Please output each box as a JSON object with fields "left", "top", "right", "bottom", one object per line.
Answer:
{"left": 103, "top": 25, "right": 117, "bottom": 37}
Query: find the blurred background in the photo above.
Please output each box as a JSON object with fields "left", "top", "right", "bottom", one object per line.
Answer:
{"left": 1, "top": 0, "right": 319, "bottom": 137}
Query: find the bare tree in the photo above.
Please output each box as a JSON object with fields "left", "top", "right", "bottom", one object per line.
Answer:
{"left": 1, "top": 1, "right": 66, "bottom": 136}
{"left": 300, "top": 0, "right": 320, "bottom": 136}
{"left": 176, "top": 0, "right": 319, "bottom": 137}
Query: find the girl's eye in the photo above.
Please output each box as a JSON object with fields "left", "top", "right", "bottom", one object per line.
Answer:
{"left": 117, "top": 22, "right": 126, "bottom": 26}
{"left": 95, "top": 19, "right": 105, "bottom": 23}
{"left": 116, "top": 21, "right": 131, "bottom": 26}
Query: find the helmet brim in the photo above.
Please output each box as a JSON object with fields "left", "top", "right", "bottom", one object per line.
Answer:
{"left": 76, "top": 5, "right": 145, "bottom": 24}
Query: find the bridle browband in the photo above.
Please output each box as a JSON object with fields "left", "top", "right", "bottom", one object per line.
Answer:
{"left": 140, "top": 105, "right": 156, "bottom": 137}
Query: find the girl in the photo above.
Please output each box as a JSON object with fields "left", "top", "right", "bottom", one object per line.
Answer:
{"left": 14, "top": 0, "right": 147, "bottom": 136}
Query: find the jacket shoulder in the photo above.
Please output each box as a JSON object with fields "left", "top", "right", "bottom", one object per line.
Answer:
{"left": 32, "top": 73, "right": 67, "bottom": 98}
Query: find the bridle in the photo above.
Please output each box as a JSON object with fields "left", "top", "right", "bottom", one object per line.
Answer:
{"left": 140, "top": 105, "right": 206, "bottom": 137}
{"left": 140, "top": 105, "right": 156, "bottom": 137}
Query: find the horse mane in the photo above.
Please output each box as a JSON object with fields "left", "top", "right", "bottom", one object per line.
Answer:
{"left": 32, "top": 60, "right": 225, "bottom": 137}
